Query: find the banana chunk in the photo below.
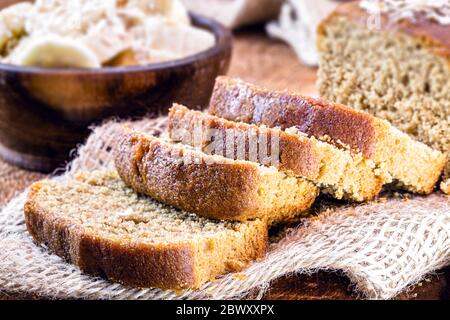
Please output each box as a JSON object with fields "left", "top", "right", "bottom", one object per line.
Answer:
{"left": 1, "top": 0, "right": 209, "bottom": 67}
{"left": 167, "top": 0, "right": 190, "bottom": 24}
{"left": 81, "top": 17, "right": 132, "bottom": 63}
{"left": 131, "top": 18, "right": 215, "bottom": 62}
{"left": 0, "top": 2, "right": 33, "bottom": 52}
{"left": 2, "top": 2, "right": 32, "bottom": 36}
{"left": 122, "top": 0, "right": 190, "bottom": 24}
{"left": 13, "top": 36, "right": 101, "bottom": 68}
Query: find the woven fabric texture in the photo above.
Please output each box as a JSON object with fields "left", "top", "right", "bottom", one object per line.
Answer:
{"left": 0, "top": 117, "right": 449, "bottom": 300}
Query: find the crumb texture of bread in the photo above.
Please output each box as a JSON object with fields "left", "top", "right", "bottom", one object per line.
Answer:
{"left": 209, "top": 76, "right": 446, "bottom": 194}
{"left": 114, "top": 129, "right": 319, "bottom": 224}
{"left": 317, "top": 2, "right": 449, "bottom": 190}
{"left": 24, "top": 170, "right": 268, "bottom": 290}
{"left": 170, "top": 104, "right": 388, "bottom": 201}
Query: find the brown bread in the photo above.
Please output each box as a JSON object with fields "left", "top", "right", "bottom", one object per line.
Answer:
{"left": 114, "top": 129, "right": 319, "bottom": 224}
{"left": 24, "top": 170, "right": 268, "bottom": 290}
{"left": 316, "top": 1, "right": 449, "bottom": 194}
{"left": 169, "top": 104, "right": 389, "bottom": 201}
{"left": 209, "top": 76, "right": 446, "bottom": 194}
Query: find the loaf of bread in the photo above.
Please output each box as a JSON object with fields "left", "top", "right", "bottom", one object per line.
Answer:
{"left": 169, "top": 104, "right": 389, "bottom": 201}
{"left": 316, "top": 1, "right": 449, "bottom": 194}
{"left": 24, "top": 170, "right": 268, "bottom": 290}
{"left": 209, "top": 76, "right": 446, "bottom": 194}
{"left": 114, "top": 129, "right": 319, "bottom": 224}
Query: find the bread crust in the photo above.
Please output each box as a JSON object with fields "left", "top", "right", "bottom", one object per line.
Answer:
{"left": 209, "top": 76, "right": 378, "bottom": 159}
{"left": 25, "top": 182, "right": 197, "bottom": 289}
{"left": 170, "top": 104, "right": 386, "bottom": 201}
{"left": 169, "top": 103, "right": 322, "bottom": 180}
{"left": 115, "top": 129, "right": 318, "bottom": 222}
{"left": 316, "top": 2, "right": 448, "bottom": 194}
{"left": 209, "top": 77, "right": 446, "bottom": 194}
{"left": 24, "top": 178, "right": 268, "bottom": 290}
{"left": 318, "top": 1, "right": 450, "bottom": 61}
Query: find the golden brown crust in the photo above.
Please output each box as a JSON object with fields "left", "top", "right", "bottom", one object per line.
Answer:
{"left": 209, "top": 76, "right": 378, "bottom": 159}
{"left": 169, "top": 104, "right": 322, "bottom": 180}
{"left": 24, "top": 182, "right": 197, "bottom": 289}
{"left": 24, "top": 179, "right": 269, "bottom": 290}
{"left": 319, "top": 1, "right": 450, "bottom": 60}
{"left": 209, "top": 76, "right": 446, "bottom": 195}
{"left": 115, "top": 131, "right": 268, "bottom": 221}
{"left": 114, "top": 129, "right": 318, "bottom": 222}
{"left": 170, "top": 104, "right": 386, "bottom": 201}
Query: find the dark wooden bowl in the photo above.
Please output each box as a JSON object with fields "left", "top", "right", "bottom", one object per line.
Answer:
{"left": 0, "top": 13, "right": 232, "bottom": 172}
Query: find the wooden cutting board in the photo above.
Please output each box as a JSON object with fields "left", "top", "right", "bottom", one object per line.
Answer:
{"left": 0, "top": 27, "right": 448, "bottom": 300}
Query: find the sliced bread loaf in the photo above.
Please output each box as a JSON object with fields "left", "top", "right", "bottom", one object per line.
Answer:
{"left": 24, "top": 170, "right": 268, "bottom": 290}
{"left": 169, "top": 104, "right": 388, "bottom": 201}
{"left": 316, "top": 1, "right": 449, "bottom": 195}
{"left": 209, "top": 76, "right": 446, "bottom": 194}
{"left": 114, "top": 129, "right": 319, "bottom": 224}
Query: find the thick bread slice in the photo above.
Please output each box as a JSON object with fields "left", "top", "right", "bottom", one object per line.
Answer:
{"left": 24, "top": 170, "right": 268, "bottom": 290}
{"left": 114, "top": 129, "right": 319, "bottom": 224}
{"left": 209, "top": 76, "right": 446, "bottom": 194}
{"left": 169, "top": 104, "right": 389, "bottom": 202}
{"left": 316, "top": 2, "right": 450, "bottom": 195}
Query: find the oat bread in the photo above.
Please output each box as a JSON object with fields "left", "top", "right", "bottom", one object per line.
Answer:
{"left": 24, "top": 170, "right": 268, "bottom": 290}
{"left": 114, "top": 129, "right": 319, "bottom": 224}
{"left": 316, "top": 1, "right": 449, "bottom": 194}
{"left": 169, "top": 104, "right": 388, "bottom": 201}
{"left": 209, "top": 76, "right": 446, "bottom": 194}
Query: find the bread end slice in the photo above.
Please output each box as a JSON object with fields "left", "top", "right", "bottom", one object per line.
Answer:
{"left": 114, "top": 129, "right": 318, "bottom": 224}
{"left": 316, "top": 3, "right": 449, "bottom": 194}
{"left": 24, "top": 170, "right": 268, "bottom": 290}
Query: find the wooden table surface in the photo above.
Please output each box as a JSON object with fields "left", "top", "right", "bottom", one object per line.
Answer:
{"left": 0, "top": 27, "right": 448, "bottom": 300}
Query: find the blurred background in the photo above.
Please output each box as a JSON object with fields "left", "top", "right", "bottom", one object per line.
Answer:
{"left": 183, "top": 0, "right": 343, "bottom": 92}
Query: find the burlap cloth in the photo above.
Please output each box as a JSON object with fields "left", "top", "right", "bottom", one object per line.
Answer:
{"left": 0, "top": 30, "right": 449, "bottom": 300}
{"left": 0, "top": 115, "right": 449, "bottom": 300}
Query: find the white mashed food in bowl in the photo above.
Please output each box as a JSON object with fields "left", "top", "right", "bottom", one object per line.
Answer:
{"left": 0, "top": 0, "right": 216, "bottom": 68}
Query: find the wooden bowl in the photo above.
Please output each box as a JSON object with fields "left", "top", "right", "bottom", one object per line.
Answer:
{"left": 0, "top": 14, "right": 232, "bottom": 172}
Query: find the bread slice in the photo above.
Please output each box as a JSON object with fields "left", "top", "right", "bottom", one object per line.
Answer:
{"left": 24, "top": 170, "right": 268, "bottom": 290}
{"left": 114, "top": 129, "right": 319, "bottom": 224}
{"left": 169, "top": 104, "right": 388, "bottom": 202}
{"left": 209, "top": 76, "right": 446, "bottom": 194}
{"left": 316, "top": 1, "right": 449, "bottom": 195}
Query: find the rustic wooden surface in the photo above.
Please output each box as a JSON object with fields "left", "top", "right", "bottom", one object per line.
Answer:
{"left": 0, "top": 27, "right": 448, "bottom": 300}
